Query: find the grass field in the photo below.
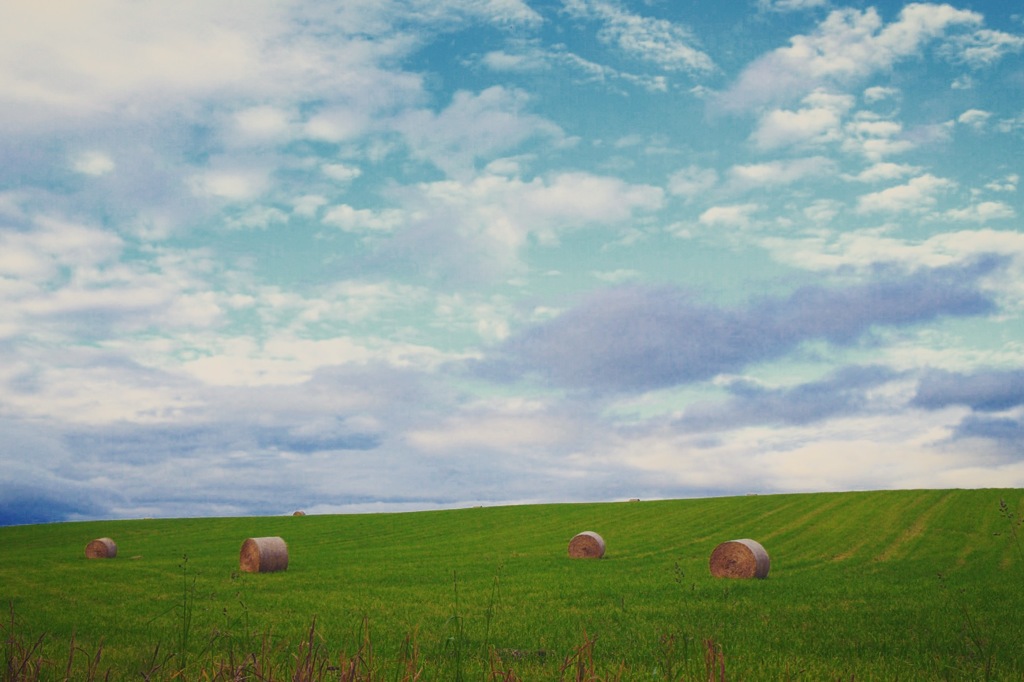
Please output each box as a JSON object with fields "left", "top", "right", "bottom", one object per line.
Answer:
{"left": 2, "top": 489, "right": 1023, "bottom": 680}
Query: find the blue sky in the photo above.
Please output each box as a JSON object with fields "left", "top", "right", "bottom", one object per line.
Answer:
{"left": 2, "top": 0, "right": 1023, "bottom": 525}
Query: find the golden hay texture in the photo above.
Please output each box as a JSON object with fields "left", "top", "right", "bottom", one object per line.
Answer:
{"left": 85, "top": 537, "right": 117, "bottom": 559}
{"left": 239, "top": 536, "right": 289, "bottom": 573}
{"left": 709, "top": 539, "right": 770, "bottom": 579}
{"left": 568, "top": 531, "right": 606, "bottom": 559}
{"left": 292, "top": 510, "right": 306, "bottom": 516}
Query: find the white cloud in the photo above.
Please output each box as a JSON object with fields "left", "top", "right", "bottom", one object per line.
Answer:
{"left": 563, "top": 0, "right": 715, "bottom": 74}
{"left": 610, "top": 408, "right": 1020, "bottom": 496}
{"left": 292, "top": 194, "right": 328, "bottom": 217}
{"left": 757, "top": 0, "right": 827, "bottom": 12}
{"left": 943, "top": 28, "right": 1024, "bottom": 68}
{"left": 355, "top": 171, "right": 664, "bottom": 281}
{"left": 18, "top": 281, "right": 173, "bottom": 320}
{"left": 764, "top": 226, "right": 1024, "bottom": 318}
{"left": 179, "top": 334, "right": 447, "bottom": 387}
{"left": 803, "top": 199, "right": 843, "bottom": 224}
{"left": 699, "top": 203, "right": 760, "bottom": 228}
{"left": 856, "top": 174, "right": 956, "bottom": 214}
{"left": 405, "top": 0, "right": 543, "bottom": 28}
{"left": 0, "top": 192, "right": 25, "bottom": 221}
{"left": 0, "top": 243, "right": 54, "bottom": 281}
{"left": 233, "top": 105, "right": 294, "bottom": 141}
{"left": 408, "top": 407, "right": 572, "bottom": 452}
{"left": 0, "top": 0, "right": 450, "bottom": 150}
{"left": 912, "top": 120, "right": 956, "bottom": 146}
{"left": 594, "top": 268, "right": 642, "bottom": 284}
{"left": 841, "top": 113, "right": 915, "bottom": 160}
{"left": 667, "top": 165, "right": 718, "bottom": 198}
{"left": 71, "top": 277, "right": 455, "bottom": 390}
{"left": 944, "top": 201, "right": 1015, "bottom": 223}
{"left": 484, "top": 157, "right": 530, "bottom": 177}
{"left": 951, "top": 75, "right": 975, "bottom": 90}
{"left": 0, "top": 215, "right": 124, "bottom": 280}
{"left": 564, "top": 51, "right": 670, "bottom": 92}
{"left": 0, "top": 1, "right": 273, "bottom": 129}
{"left": 305, "top": 108, "right": 376, "bottom": 144}
{"left": 985, "top": 174, "right": 1019, "bottom": 193}
{"left": 863, "top": 86, "right": 899, "bottom": 103}
{"left": 433, "top": 292, "right": 516, "bottom": 343}
{"left": 225, "top": 206, "right": 289, "bottom": 230}
{"left": 719, "top": 4, "right": 982, "bottom": 109}
{"left": 71, "top": 151, "right": 116, "bottom": 176}
{"left": 436, "top": 171, "right": 660, "bottom": 248}
{"left": 188, "top": 168, "right": 268, "bottom": 201}
{"left": 481, "top": 41, "right": 671, "bottom": 92}
{"left": 0, "top": 218, "right": 232, "bottom": 360}
{"left": 728, "top": 156, "right": 836, "bottom": 189}
{"left": 322, "top": 163, "right": 363, "bottom": 183}
{"left": 749, "top": 90, "right": 853, "bottom": 151}
{"left": 323, "top": 204, "right": 405, "bottom": 233}
{"left": 0, "top": 348, "right": 203, "bottom": 424}
{"left": 844, "top": 162, "right": 923, "bottom": 183}
{"left": 957, "top": 109, "right": 992, "bottom": 130}
{"left": 521, "top": 173, "right": 666, "bottom": 222}
{"left": 481, "top": 46, "right": 551, "bottom": 73}
{"left": 394, "top": 86, "right": 564, "bottom": 178}
{"left": 763, "top": 227, "right": 1024, "bottom": 274}
{"left": 996, "top": 113, "right": 1024, "bottom": 135}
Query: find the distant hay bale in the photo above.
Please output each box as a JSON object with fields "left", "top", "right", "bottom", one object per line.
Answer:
{"left": 709, "top": 539, "right": 770, "bottom": 579}
{"left": 85, "top": 537, "right": 117, "bottom": 559}
{"left": 292, "top": 510, "right": 306, "bottom": 516}
{"left": 239, "top": 537, "right": 289, "bottom": 573}
{"left": 568, "top": 531, "right": 606, "bottom": 559}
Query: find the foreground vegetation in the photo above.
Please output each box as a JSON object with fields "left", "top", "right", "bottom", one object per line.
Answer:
{"left": 2, "top": 489, "right": 1023, "bottom": 680}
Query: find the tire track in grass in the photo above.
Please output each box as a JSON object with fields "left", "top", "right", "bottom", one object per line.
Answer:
{"left": 826, "top": 492, "right": 923, "bottom": 564}
{"left": 758, "top": 494, "right": 848, "bottom": 544}
{"left": 659, "top": 494, "right": 808, "bottom": 548}
{"left": 758, "top": 492, "right": 881, "bottom": 566}
{"left": 873, "top": 490, "right": 956, "bottom": 563}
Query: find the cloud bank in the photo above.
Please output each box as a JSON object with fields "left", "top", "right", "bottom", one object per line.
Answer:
{"left": 1, "top": 1, "right": 1022, "bottom": 524}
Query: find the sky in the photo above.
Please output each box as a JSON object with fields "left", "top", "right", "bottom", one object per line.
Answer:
{"left": 1, "top": 0, "right": 1023, "bottom": 526}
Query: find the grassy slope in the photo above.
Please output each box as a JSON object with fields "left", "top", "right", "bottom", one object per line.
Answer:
{"left": 1, "top": 489, "right": 1023, "bottom": 680}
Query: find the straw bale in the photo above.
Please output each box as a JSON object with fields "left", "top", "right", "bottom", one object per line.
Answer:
{"left": 292, "top": 510, "right": 306, "bottom": 516}
{"left": 568, "top": 531, "right": 606, "bottom": 559}
{"left": 709, "top": 539, "right": 770, "bottom": 579}
{"left": 85, "top": 537, "right": 117, "bottom": 559}
{"left": 239, "top": 536, "right": 289, "bottom": 573}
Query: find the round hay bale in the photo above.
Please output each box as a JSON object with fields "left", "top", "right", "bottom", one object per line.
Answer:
{"left": 239, "top": 536, "right": 289, "bottom": 573}
{"left": 568, "top": 531, "right": 606, "bottom": 559}
{"left": 85, "top": 537, "right": 117, "bottom": 559}
{"left": 709, "top": 539, "right": 770, "bottom": 579}
{"left": 292, "top": 510, "right": 306, "bottom": 516}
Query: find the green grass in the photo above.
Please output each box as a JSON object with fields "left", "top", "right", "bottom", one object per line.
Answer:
{"left": 2, "top": 489, "right": 1023, "bottom": 680}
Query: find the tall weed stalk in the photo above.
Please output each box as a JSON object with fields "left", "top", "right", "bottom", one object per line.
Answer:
{"left": 175, "top": 554, "right": 195, "bottom": 674}
{"left": 3, "top": 603, "right": 111, "bottom": 682}
{"left": 3, "top": 602, "right": 46, "bottom": 682}
{"left": 998, "top": 498, "right": 1024, "bottom": 566}
{"left": 480, "top": 562, "right": 503, "bottom": 680}
{"left": 937, "top": 572, "right": 996, "bottom": 681}
{"left": 446, "top": 570, "right": 465, "bottom": 682}
{"left": 558, "top": 632, "right": 625, "bottom": 682}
